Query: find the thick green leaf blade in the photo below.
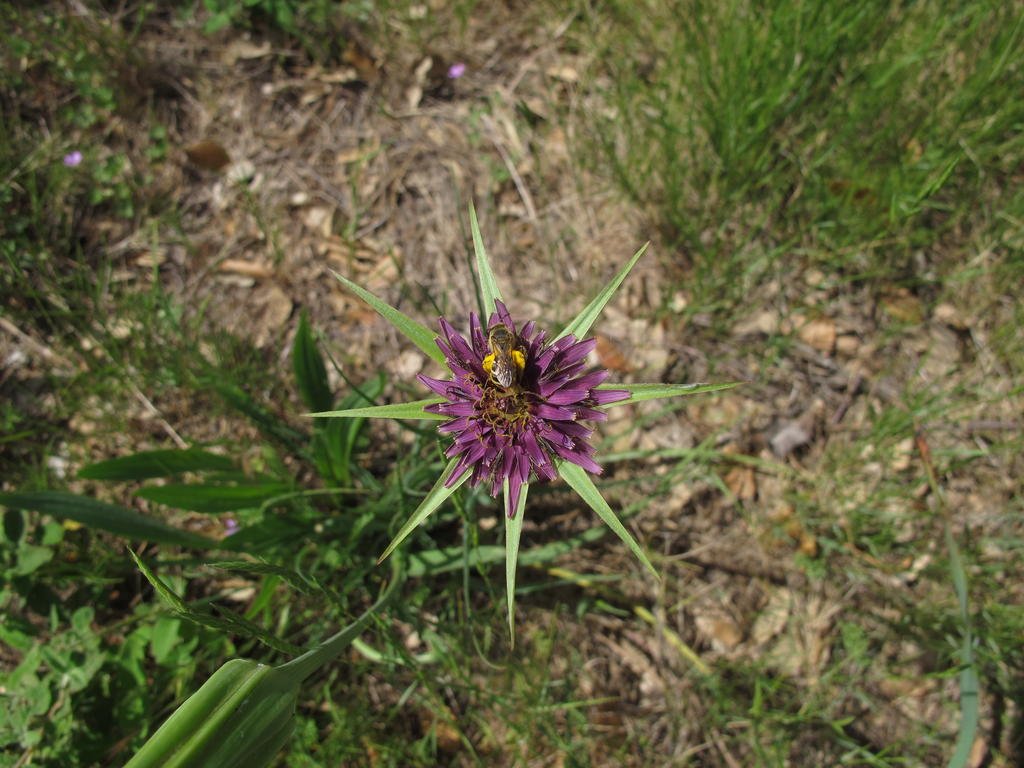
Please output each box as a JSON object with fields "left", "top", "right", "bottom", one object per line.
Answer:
{"left": 78, "top": 448, "right": 235, "bottom": 481}
{"left": 309, "top": 398, "right": 446, "bottom": 420}
{"left": 293, "top": 311, "right": 333, "bottom": 413}
{"left": 504, "top": 480, "right": 529, "bottom": 646}
{"left": 0, "top": 491, "right": 216, "bottom": 548}
{"left": 556, "top": 242, "right": 648, "bottom": 341}
{"left": 469, "top": 202, "right": 502, "bottom": 318}
{"left": 137, "top": 483, "right": 291, "bottom": 513}
{"left": 330, "top": 270, "right": 446, "bottom": 367}
{"left": 377, "top": 458, "right": 470, "bottom": 564}
{"left": 598, "top": 381, "right": 741, "bottom": 406}
{"left": 556, "top": 462, "right": 658, "bottom": 578}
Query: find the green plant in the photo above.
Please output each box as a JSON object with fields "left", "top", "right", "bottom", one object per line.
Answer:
{"left": 582, "top": 0, "right": 1024, "bottom": 311}
{"left": 315, "top": 206, "right": 737, "bottom": 640}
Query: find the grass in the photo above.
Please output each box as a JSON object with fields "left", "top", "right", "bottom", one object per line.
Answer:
{"left": 1, "top": 0, "right": 1023, "bottom": 766}
{"left": 582, "top": 0, "right": 1024, "bottom": 317}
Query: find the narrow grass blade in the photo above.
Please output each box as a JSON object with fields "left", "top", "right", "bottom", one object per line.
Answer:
{"left": 309, "top": 398, "right": 445, "bottom": 421}
{"left": 330, "top": 270, "right": 446, "bottom": 367}
{"left": 598, "top": 381, "right": 741, "bottom": 406}
{"left": 128, "top": 548, "right": 188, "bottom": 613}
{"left": 634, "top": 606, "right": 710, "bottom": 676}
{"left": 0, "top": 491, "right": 217, "bottom": 548}
{"left": 556, "top": 462, "right": 658, "bottom": 579}
{"left": 504, "top": 480, "right": 529, "bottom": 646}
{"left": 377, "top": 458, "right": 470, "bottom": 564}
{"left": 556, "top": 242, "right": 648, "bottom": 341}
{"left": 469, "top": 201, "right": 502, "bottom": 318}
{"left": 78, "top": 448, "right": 235, "bottom": 480}
{"left": 918, "top": 432, "right": 979, "bottom": 768}
{"left": 405, "top": 522, "right": 611, "bottom": 577}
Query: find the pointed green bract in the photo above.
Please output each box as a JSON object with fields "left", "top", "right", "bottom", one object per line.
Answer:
{"left": 503, "top": 480, "right": 529, "bottom": 647}
{"left": 330, "top": 270, "right": 446, "bottom": 367}
{"left": 556, "top": 242, "right": 648, "bottom": 342}
{"left": 309, "top": 398, "right": 446, "bottom": 421}
{"left": 557, "top": 462, "right": 659, "bottom": 579}
{"left": 598, "top": 381, "right": 741, "bottom": 406}
{"left": 469, "top": 202, "right": 502, "bottom": 318}
{"left": 377, "top": 458, "right": 470, "bottom": 564}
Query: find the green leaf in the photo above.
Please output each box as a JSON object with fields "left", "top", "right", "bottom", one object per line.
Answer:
{"left": 309, "top": 398, "right": 446, "bottom": 421}
{"left": 469, "top": 202, "right": 502, "bottom": 318}
{"left": 330, "top": 270, "right": 446, "bottom": 367}
{"left": 556, "top": 242, "right": 648, "bottom": 341}
{"left": 312, "top": 374, "right": 386, "bottom": 487}
{"left": 211, "top": 380, "right": 309, "bottom": 458}
{"left": 136, "top": 483, "right": 291, "bottom": 514}
{"left": 128, "top": 550, "right": 301, "bottom": 655}
{"left": 78, "top": 448, "right": 235, "bottom": 481}
{"left": 130, "top": 547, "right": 187, "bottom": 608}
{"left": 13, "top": 544, "right": 53, "bottom": 576}
{"left": 377, "top": 458, "right": 470, "bottom": 564}
{"left": 149, "top": 616, "right": 183, "bottom": 665}
{"left": 0, "top": 491, "right": 217, "bottom": 548}
{"left": 504, "top": 480, "right": 529, "bottom": 646}
{"left": 556, "top": 462, "right": 658, "bottom": 578}
{"left": 276, "top": 558, "right": 403, "bottom": 683}
{"left": 945, "top": 520, "right": 979, "bottom": 768}
{"left": 335, "top": 377, "right": 385, "bottom": 467}
{"left": 598, "top": 381, "right": 741, "bottom": 406}
{"left": 292, "top": 311, "right": 333, "bottom": 413}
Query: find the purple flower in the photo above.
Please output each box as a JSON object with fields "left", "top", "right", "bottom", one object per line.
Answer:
{"left": 447, "top": 62, "right": 466, "bottom": 79}
{"left": 418, "top": 300, "right": 628, "bottom": 517}
{"left": 63, "top": 151, "right": 83, "bottom": 167}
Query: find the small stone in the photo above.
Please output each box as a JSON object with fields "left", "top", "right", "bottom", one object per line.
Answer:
{"left": 732, "top": 310, "right": 779, "bottom": 337}
{"left": 798, "top": 317, "right": 836, "bottom": 354}
{"left": 770, "top": 421, "right": 812, "bottom": 458}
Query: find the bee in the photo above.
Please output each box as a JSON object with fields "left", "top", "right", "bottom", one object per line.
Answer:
{"left": 484, "top": 323, "right": 526, "bottom": 388}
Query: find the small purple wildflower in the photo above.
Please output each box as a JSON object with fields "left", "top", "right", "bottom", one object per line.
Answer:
{"left": 418, "top": 300, "right": 628, "bottom": 518}
{"left": 223, "top": 517, "right": 240, "bottom": 537}
{"left": 63, "top": 150, "right": 83, "bottom": 167}
{"left": 447, "top": 62, "right": 466, "bottom": 79}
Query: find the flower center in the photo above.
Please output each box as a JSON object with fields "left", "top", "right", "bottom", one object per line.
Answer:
{"left": 478, "top": 380, "right": 533, "bottom": 433}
